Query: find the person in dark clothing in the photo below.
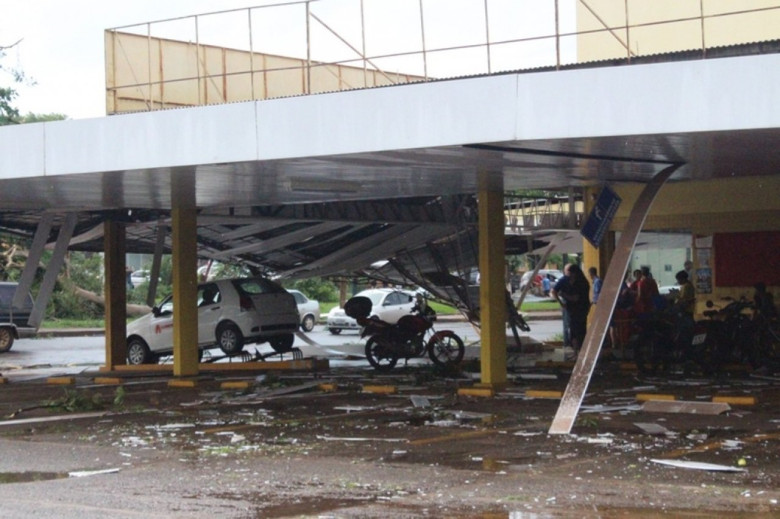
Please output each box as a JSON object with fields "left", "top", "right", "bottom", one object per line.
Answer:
{"left": 753, "top": 282, "right": 777, "bottom": 320}
{"left": 551, "top": 264, "right": 573, "bottom": 349}
{"left": 553, "top": 264, "right": 590, "bottom": 358}
{"left": 566, "top": 264, "right": 591, "bottom": 354}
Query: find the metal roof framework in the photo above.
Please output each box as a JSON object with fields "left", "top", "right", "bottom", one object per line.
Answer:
{"left": 1, "top": 45, "right": 780, "bottom": 296}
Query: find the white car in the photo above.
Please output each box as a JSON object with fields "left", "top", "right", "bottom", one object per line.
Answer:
{"left": 126, "top": 277, "right": 299, "bottom": 364}
{"left": 326, "top": 288, "right": 416, "bottom": 334}
{"left": 288, "top": 289, "right": 320, "bottom": 332}
{"left": 130, "top": 269, "right": 151, "bottom": 288}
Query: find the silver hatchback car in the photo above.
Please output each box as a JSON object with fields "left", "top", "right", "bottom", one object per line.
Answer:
{"left": 126, "top": 277, "right": 299, "bottom": 364}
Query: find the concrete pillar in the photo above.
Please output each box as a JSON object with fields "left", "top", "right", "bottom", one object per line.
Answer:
{"left": 478, "top": 171, "right": 507, "bottom": 387}
{"left": 104, "top": 220, "right": 127, "bottom": 369}
{"left": 171, "top": 173, "right": 199, "bottom": 377}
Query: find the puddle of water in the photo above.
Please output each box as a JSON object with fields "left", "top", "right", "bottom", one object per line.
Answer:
{"left": 255, "top": 497, "right": 375, "bottom": 518}
{"left": 0, "top": 471, "right": 68, "bottom": 484}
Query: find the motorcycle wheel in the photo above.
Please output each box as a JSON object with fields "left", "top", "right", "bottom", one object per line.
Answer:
{"left": 365, "top": 337, "right": 398, "bottom": 371}
{"left": 428, "top": 331, "right": 465, "bottom": 366}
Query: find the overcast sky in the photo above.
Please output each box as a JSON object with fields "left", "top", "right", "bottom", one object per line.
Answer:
{"left": 1, "top": 0, "right": 270, "bottom": 119}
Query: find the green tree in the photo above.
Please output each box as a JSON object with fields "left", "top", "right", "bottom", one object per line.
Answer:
{"left": 19, "top": 112, "right": 67, "bottom": 123}
{"left": 1, "top": 39, "right": 28, "bottom": 126}
{"left": 283, "top": 277, "right": 338, "bottom": 302}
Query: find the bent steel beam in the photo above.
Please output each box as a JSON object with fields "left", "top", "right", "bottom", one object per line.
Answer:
{"left": 13, "top": 214, "right": 53, "bottom": 309}
{"left": 548, "top": 164, "right": 682, "bottom": 435}
{"left": 27, "top": 214, "right": 77, "bottom": 329}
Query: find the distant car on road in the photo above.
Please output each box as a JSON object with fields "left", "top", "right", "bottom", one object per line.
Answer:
{"left": 326, "top": 288, "right": 416, "bottom": 334}
{"left": 126, "top": 277, "right": 299, "bottom": 364}
{"left": 288, "top": 289, "right": 320, "bottom": 332}
{"left": 0, "top": 282, "right": 36, "bottom": 353}
{"left": 130, "top": 270, "right": 151, "bottom": 288}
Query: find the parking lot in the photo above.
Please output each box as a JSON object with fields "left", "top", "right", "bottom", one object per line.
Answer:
{"left": 0, "top": 315, "right": 778, "bottom": 518}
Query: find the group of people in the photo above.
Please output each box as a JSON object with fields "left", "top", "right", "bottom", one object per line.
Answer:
{"left": 550, "top": 262, "right": 696, "bottom": 360}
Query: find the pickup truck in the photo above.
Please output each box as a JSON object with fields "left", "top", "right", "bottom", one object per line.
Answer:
{"left": 0, "top": 282, "right": 37, "bottom": 352}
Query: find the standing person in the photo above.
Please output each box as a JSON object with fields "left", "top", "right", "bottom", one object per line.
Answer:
{"left": 628, "top": 269, "right": 642, "bottom": 297}
{"left": 562, "top": 265, "right": 591, "bottom": 357}
{"left": 588, "top": 267, "right": 602, "bottom": 305}
{"left": 542, "top": 274, "right": 552, "bottom": 297}
{"left": 635, "top": 266, "right": 659, "bottom": 316}
{"left": 672, "top": 270, "right": 696, "bottom": 351}
{"left": 753, "top": 282, "right": 777, "bottom": 320}
{"left": 552, "top": 264, "right": 591, "bottom": 359}
{"left": 551, "top": 264, "right": 573, "bottom": 351}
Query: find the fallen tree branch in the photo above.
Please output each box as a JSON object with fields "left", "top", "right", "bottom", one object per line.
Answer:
{"left": 73, "top": 286, "right": 151, "bottom": 316}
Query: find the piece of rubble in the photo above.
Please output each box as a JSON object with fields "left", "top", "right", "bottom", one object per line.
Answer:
{"left": 634, "top": 422, "right": 671, "bottom": 435}
{"left": 642, "top": 400, "right": 730, "bottom": 415}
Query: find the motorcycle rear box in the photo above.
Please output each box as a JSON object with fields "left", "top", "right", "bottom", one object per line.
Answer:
{"left": 344, "top": 296, "right": 372, "bottom": 319}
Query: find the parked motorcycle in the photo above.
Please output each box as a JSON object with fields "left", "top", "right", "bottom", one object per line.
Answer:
{"left": 344, "top": 295, "right": 465, "bottom": 372}
{"left": 699, "top": 297, "right": 758, "bottom": 370}
{"left": 630, "top": 306, "right": 710, "bottom": 375}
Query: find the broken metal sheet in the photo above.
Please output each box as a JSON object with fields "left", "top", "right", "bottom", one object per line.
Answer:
{"left": 315, "top": 435, "right": 406, "bottom": 442}
{"left": 650, "top": 459, "right": 747, "bottom": 472}
{"left": 332, "top": 405, "right": 384, "bottom": 413}
{"left": 68, "top": 468, "right": 121, "bottom": 478}
{"left": 580, "top": 404, "right": 642, "bottom": 414}
{"left": 642, "top": 400, "right": 731, "bottom": 415}
{"left": 517, "top": 373, "right": 558, "bottom": 380}
{"left": 410, "top": 395, "right": 431, "bottom": 408}
{"left": 0, "top": 411, "right": 108, "bottom": 426}
{"left": 634, "top": 422, "right": 672, "bottom": 435}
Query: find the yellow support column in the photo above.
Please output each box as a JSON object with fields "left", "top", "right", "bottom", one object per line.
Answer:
{"left": 171, "top": 173, "right": 199, "bottom": 377}
{"left": 103, "top": 220, "right": 127, "bottom": 369}
{"left": 478, "top": 171, "right": 507, "bottom": 387}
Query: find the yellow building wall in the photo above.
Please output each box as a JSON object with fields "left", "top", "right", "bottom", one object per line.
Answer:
{"left": 611, "top": 176, "right": 780, "bottom": 308}
{"left": 105, "top": 31, "right": 424, "bottom": 114}
{"left": 577, "top": 0, "right": 780, "bottom": 62}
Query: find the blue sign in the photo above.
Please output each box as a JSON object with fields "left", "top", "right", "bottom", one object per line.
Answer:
{"left": 581, "top": 185, "right": 622, "bottom": 248}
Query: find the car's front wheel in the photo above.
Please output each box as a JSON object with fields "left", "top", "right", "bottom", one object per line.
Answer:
{"left": 217, "top": 323, "right": 244, "bottom": 355}
{"left": 328, "top": 328, "right": 342, "bottom": 335}
{"left": 0, "top": 327, "right": 14, "bottom": 353}
{"left": 301, "top": 314, "right": 316, "bottom": 332}
{"left": 269, "top": 333, "right": 294, "bottom": 353}
{"left": 127, "top": 337, "right": 154, "bottom": 365}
